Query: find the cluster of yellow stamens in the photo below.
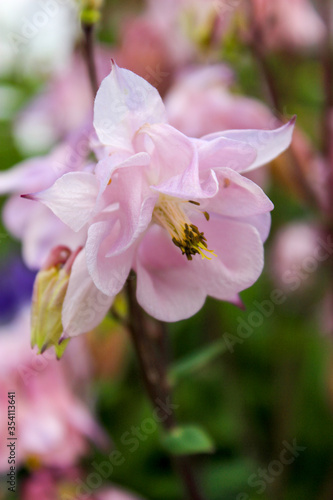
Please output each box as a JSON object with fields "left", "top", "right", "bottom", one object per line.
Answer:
{"left": 153, "top": 196, "right": 216, "bottom": 261}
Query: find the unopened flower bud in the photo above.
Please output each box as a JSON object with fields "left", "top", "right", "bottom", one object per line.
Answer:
{"left": 31, "top": 246, "right": 82, "bottom": 358}
{"left": 79, "top": 0, "right": 104, "bottom": 25}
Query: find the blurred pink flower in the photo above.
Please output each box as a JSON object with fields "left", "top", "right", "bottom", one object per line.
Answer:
{"left": 27, "top": 62, "right": 294, "bottom": 329}
{"left": 165, "top": 64, "right": 276, "bottom": 138}
{"left": 22, "top": 468, "right": 144, "bottom": 500}
{"left": 121, "top": 0, "right": 232, "bottom": 70}
{"left": 0, "top": 133, "right": 90, "bottom": 269}
{"left": 250, "top": 0, "right": 325, "bottom": 51}
{"left": 14, "top": 48, "right": 112, "bottom": 154}
{"left": 0, "top": 308, "right": 107, "bottom": 471}
{"left": 269, "top": 222, "right": 321, "bottom": 292}
{"left": 118, "top": 17, "right": 173, "bottom": 96}
{"left": 165, "top": 64, "right": 278, "bottom": 189}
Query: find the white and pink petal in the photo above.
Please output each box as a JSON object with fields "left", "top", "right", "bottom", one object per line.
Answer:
{"left": 135, "top": 226, "right": 207, "bottom": 322}
{"left": 202, "top": 117, "right": 296, "bottom": 172}
{"left": 24, "top": 172, "right": 100, "bottom": 232}
{"left": 93, "top": 60, "right": 167, "bottom": 150}
{"left": 61, "top": 249, "right": 113, "bottom": 338}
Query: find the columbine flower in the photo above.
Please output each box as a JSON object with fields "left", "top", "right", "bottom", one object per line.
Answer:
{"left": 250, "top": 0, "right": 325, "bottom": 52}
{"left": 26, "top": 62, "right": 295, "bottom": 330}
{"left": 164, "top": 64, "right": 276, "bottom": 139}
{"left": 0, "top": 307, "right": 107, "bottom": 470}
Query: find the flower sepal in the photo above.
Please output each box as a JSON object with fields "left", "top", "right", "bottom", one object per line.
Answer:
{"left": 31, "top": 246, "right": 81, "bottom": 358}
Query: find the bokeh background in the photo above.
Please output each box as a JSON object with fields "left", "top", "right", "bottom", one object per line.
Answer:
{"left": 1, "top": 1, "right": 333, "bottom": 499}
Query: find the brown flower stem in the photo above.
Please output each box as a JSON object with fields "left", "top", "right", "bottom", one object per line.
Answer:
{"left": 321, "top": 0, "right": 333, "bottom": 161}
{"left": 81, "top": 21, "right": 99, "bottom": 96}
{"left": 246, "top": 0, "right": 319, "bottom": 209}
{"left": 126, "top": 277, "right": 206, "bottom": 500}
{"left": 319, "top": 0, "right": 333, "bottom": 218}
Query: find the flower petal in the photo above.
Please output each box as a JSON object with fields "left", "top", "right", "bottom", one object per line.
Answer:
{"left": 3, "top": 198, "right": 85, "bottom": 270}
{"left": 202, "top": 117, "right": 296, "bottom": 172}
{"left": 25, "top": 172, "right": 100, "bottom": 232}
{"left": 137, "top": 123, "right": 218, "bottom": 199}
{"left": 196, "top": 136, "right": 257, "bottom": 172}
{"left": 94, "top": 60, "right": 167, "bottom": 150}
{"left": 95, "top": 151, "right": 151, "bottom": 195}
{"left": 136, "top": 214, "right": 265, "bottom": 320}
{"left": 241, "top": 212, "right": 272, "bottom": 243}
{"left": 62, "top": 249, "right": 113, "bottom": 338}
{"left": 194, "top": 215, "right": 265, "bottom": 301}
{"left": 135, "top": 226, "right": 207, "bottom": 321}
{"left": 203, "top": 168, "right": 274, "bottom": 217}
{"left": 86, "top": 219, "right": 136, "bottom": 296}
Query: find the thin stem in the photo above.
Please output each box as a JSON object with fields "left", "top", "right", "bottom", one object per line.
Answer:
{"left": 81, "top": 22, "right": 99, "bottom": 96}
{"left": 320, "top": 0, "right": 333, "bottom": 217}
{"left": 246, "top": 0, "right": 319, "bottom": 209}
{"left": 321, "top": 0, "right": 333, "bottom": 159}
{"left": 126, "top": 277, "right": 206, "bottom": 500}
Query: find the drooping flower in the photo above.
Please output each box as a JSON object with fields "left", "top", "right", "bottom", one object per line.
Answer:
{"left": 26, "top": 62, "right": 295, "bottom": 333}
{"left": 121, "top": 0, "right": 232, "bottom": 70}
{"left": 249, "top": 0, "right": 325, "bottom": 52}
{"left": 22, "top": 468, "right": 145, "bottom": 500}
{"left": 269, "top": 222, "right": 322, "bottom": 293}
{"left": 164, "top": 63, "right": 278, "bottom": 190}
{"left": 0, "top": 128, "right": 93, "bottom": 269}
{"left": 164, "top": 64, "right": 276, "bottom": 139}
{"left": 0, "top": 307, "right": 107, "bottom": 471}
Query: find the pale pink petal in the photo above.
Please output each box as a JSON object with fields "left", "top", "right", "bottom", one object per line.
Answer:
{"left": 3, "top": 196, "right": 34, "bottom": 239}
{"left": 137, "top": 123, "right": 218, "bottom": 198}
{"left": 62, "top": 249, "right": 113, "bottom": 338}
{"left": 202, "top": 118, "right": 296, "bottom": 172}
{"left": 102, "top": 166, "right": 157, "bottom": 256}
{"left": 0, "top": 155, "right": 61, "bottom": 195}
{"left": 135, "top": 226, "right": 207, "bottom": 321}
{"left": 197, "top": 215, "right": 265, "bottom": 300}
{"left": 95, "top": 151, "right": 151, "bottom": 195}
{"left": 3, "top": 198, "right": 85, "bottom": 270}
{"left": 241, "top": 212, "right": 272, "bottom": 243}
{"left": 26, "top": 172, "right": 100, "bottom": 232}
{"left": 83, "top": 166, "right": 156, "bottom": 296}
{"left": 136, "top": 215, "right": 265, "bottom": 320}
{"left": 86, "top": 219, "right": 136, "bottom": 296}
{"left": 93, "top": 60, "right": 167, "bottom": 150}
{"left": 203, "top": 168, "right": 273, "bottom": 217}
{"left": 196, "top": 136, "right": 257, "bottom": 172}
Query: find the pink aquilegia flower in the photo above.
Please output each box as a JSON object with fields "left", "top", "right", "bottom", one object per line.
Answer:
{"left": 22, "top": 468, "right": 145, "bottom": 500}
{"left": 0, "top": 129, "right": 91, "bottom": 269}
{"left": 0, "top": 308, "right": 106, "bottom": 470}
{"left": 250, "top": 0, "right": 325, "bottom": 52}
{"left": 164, "top": 64, "right": 276, "bottom": 139}
{"left": 26, "top": 62, "right": 295, "bottom": 336}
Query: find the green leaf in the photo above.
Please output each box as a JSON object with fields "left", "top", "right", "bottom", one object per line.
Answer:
{"left": 161, "top": 425, "right": 214, "bottom": 455}
{"left": 168, "top": 339, "right": 228, "bottom": 385}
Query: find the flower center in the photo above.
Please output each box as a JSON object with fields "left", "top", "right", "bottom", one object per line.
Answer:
{"left": 152, "top": 195, "right": 216, "bottom": 261}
